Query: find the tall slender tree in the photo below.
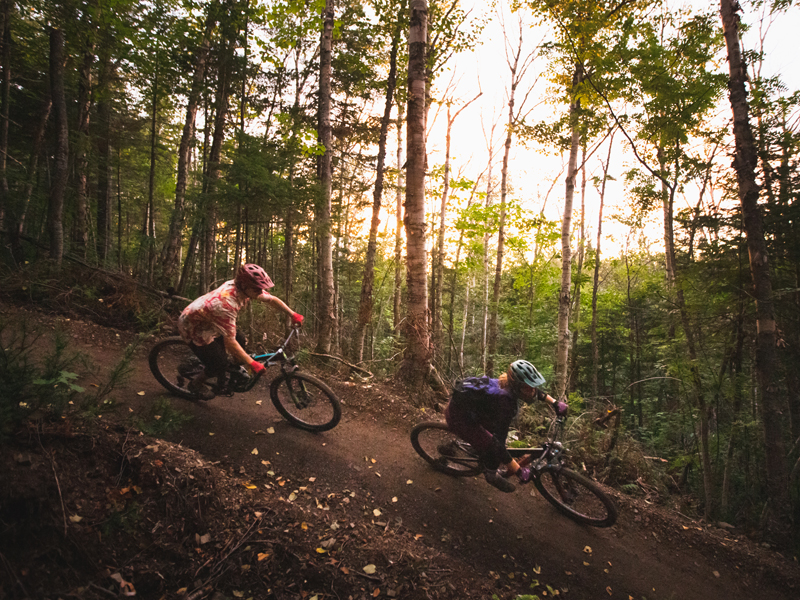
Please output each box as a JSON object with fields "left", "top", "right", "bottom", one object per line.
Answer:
{"left": 400, "top": 0, "right": 431, "bottom": 388}
{"left": 720, "top": 0, "right": 790, "bottom": 546}
{"left": 316, "top": 0, "right": 336, "bottom": 353}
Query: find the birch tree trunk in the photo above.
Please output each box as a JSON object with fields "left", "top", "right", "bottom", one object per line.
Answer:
{"left": 399, "top": 0, "right": 431, "bottom": 389}
{"left": 554, "top": 66, "right": 582, "bottom": 398}
{"left": 720, "top": 0, "right": 790, "bottom": 545}
{"left": 316, "top": 0, "right": 336, "bottom": 353}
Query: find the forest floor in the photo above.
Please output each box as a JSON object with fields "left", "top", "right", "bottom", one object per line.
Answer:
{"left": 2, "top": 295, "right": 800, "bottom": 600}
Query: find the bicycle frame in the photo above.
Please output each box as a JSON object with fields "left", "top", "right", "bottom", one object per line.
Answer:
{"left": 439, "top": 415, "right": 568, "bottom": 473}
{"left": 234, "top": 326, "right": 302, "bottom": 393}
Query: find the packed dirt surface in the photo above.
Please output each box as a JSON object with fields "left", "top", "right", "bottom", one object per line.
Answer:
{"left": 2, "top": 299, "right": 800, "bottom": 600}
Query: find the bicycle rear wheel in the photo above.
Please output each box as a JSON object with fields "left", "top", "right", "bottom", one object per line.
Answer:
{"left": 148, "top": 337, "right": 205, "bottom": 400}
{"left": 270, "top": 371, "right": 341, "bottom": 432}
{"left": 410, "top": 421, "right": 482, "bottom": 477}
{"left": 533, "top": 466, "right": 618, "bottom": 527}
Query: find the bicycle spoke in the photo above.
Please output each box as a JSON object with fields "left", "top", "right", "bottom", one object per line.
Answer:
{"left": 535, "top": 467, "right": 617, "bottom": 526}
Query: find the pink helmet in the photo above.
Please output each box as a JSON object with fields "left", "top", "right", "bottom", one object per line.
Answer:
{"left": 235, "top": 263, "right": 274, "bottom": 291}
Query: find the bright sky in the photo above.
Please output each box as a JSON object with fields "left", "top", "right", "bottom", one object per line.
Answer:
{"left": 414, "top": 0, "right": 800, "bottom": 262}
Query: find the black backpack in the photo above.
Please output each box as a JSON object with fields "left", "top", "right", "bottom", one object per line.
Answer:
{"left": 451, "top": 376, "right": 494, "bottom": 412}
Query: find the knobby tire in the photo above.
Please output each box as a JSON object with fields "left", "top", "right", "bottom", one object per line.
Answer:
{"left": 533, "top": 465, "right": 618, "bottom": 527}
{"left": 269, "top": 371, "right": 341, "bottom": 432}
{"left": 410, "top": 421, "right": 482, "bottom": 477}
{"left": 149, "top": 337, "right": 202, "bottom": 400}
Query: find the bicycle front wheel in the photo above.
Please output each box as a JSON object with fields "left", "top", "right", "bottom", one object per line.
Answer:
{"left": 410, "top": 421, "right": 482, "bottom": 477}
{"left": 533, "top": 466, "right": 618, "bottom": 527}
{"left": 148, "top": 337, "right": 204, "bottom": 400}
{"left": 270, "top": 371, "right": 341, "bottom": 432}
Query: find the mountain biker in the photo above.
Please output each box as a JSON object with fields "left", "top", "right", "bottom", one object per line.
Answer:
{"left": 178, "top": 263, "right": 304, "bottom": 400}
{"left": 443, "top": 360, "right": 568, "bottom": 493}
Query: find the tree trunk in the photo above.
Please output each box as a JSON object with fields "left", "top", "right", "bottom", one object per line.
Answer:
{"left": 393, "top": 102, "right": 404, "bottom": 334}
{"left": 95, "top": 50, "right": 114, "bottom": 263}
{"left": 316, "top": 0, "right": 336, "bottom": 353}
{"left": 48, "top": 27, "right": 68, "bottom": 267}
{"left": 555, "top": 66, "right": 582, "bottom": 398}
{"left": 162, "top": 12, "right": 215, "bottom": 285}
{"left": 399, "top": 0, "right": 431, "bottom": 389}
{"left": 0, "top": 0, "right": 10, "bottom": 230}
{"left": 72, "top": 16, "right": 96, "bottom": 258}
{"left": 354, "top": 28, "right": 399, "bottom": 362}
{"left": 591, "top": 130, "right": 614, "bottom": 402}
{"left": 145, "top": 51, "right": 160, "bottom": 283}
{"left": 721, "top": 0, "right": 790, "bottom": 546}
{"left": 568, "top": 143, "right": 587, "bottom": 392}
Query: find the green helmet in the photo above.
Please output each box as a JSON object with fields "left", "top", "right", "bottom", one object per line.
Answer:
{"left": 508, "top": 360, "right": 546, "bottom": 389}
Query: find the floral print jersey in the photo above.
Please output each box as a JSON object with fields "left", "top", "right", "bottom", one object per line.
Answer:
{"left": 178, "top": 280, "right": 257, "bottom": 346}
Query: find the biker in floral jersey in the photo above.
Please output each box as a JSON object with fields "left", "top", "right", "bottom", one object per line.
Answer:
{"left": 178, "top": 264, "right": 303, "bottom": 399}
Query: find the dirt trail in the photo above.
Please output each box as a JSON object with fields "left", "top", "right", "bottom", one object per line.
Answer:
{"left": 6, "top": 303, "right": 800, "bottom": 600}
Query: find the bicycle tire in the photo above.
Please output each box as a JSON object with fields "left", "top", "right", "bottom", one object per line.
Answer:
{"left": 533, "top": 465, "right": 618, "bottom": 527}
{"left": 410, "top": 421, "right": 482, "bottom": 477}
{"left": 270, "top": 371, "right": 341, "bottom": 432}
{"left": 148, "top": 337, "right": 207, "bottom": 400}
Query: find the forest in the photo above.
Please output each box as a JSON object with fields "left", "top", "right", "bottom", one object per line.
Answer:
{"left": 0, "top": 0, "right": 799, "bottom": 549}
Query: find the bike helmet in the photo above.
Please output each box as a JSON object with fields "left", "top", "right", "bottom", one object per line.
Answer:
{"left": 508, "top": 360, "right": 546, "bottom": 389}
{"left": 235, "top": 263, "right": 274, "bottom": 291}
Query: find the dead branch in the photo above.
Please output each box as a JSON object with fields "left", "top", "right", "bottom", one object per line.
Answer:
{"left": 309, "top": 352, "right": 373, "bottom": 378}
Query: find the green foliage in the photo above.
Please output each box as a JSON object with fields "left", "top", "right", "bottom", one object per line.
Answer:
{"left": 132, "top": 396, "right": 193, "bottom": 436}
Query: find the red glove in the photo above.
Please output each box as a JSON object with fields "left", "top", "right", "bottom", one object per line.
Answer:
{"left": 249, "top": 361, "right": 266, "bottom": 375}
{"left": 291, "top": 313, "right": 304, "bottom": 326}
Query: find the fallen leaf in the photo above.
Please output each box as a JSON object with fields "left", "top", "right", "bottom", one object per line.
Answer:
{"left": 372, "top": 588, "right": 380, "bottom": 597}
{"left": 316, "top": 548, "right": 327, "bottom": 554}
{"left": 713, "top": 570, "right": 720, "bottom": 578}
{"left": 251, "top": 448, "right": 259, "bottom": 455}
{"left": 309, "top": 476, "right": 317, "bottom": 482}
{"left": 375, "top": 472, "right": 381, "bottom": 477}
{"left": 233, "top": 592, "right": 244, "bottom": 598}
{"left": 606, "top": 586, "right": 612, "bottom": 595}
{"left": 583, "top": 561, "right": 590, "bottom": 566}
{"left": 301, "top": 522, "right": 308, "bottom": 530}
{"left": 363, "top": 564, "right": 377, "bottom": 574}
{"left": 137, "top": 391, "right": 145, "bottom": 396}
{"left": 69, "top": 515, "right": 83, "bottom": 523}
{"left": 392, "top": 497, "right": 398, "bottom": 503}
{"left": 583, "top": 546, "right": 592, "bottom": 554}
{"left": 267, "top": 427, "right": 275, "bottom": 434}
{"left": 414, "top": 534, "right": 423, "bottom": 540}
{"left": 258, "top": 553, "right": 270, "bottom": 561}
{"left": 373, "top": 509, "right": 382, "bottom": 517}
{"left": 406, "top": 479, "right": 413, "bottom": 485}
{"left": 255, "top": 400, "right": 262, "bottom": 405}
{"left": 371, "top": 458, "right": 377, "bottom": 464}
{"left": 176, "top": 588, "right": 187, "bottom": 595}
{"left": 341, "top": 566, "right": 350, "bottom": 574}
{"left": 289, "top": 492, "right": 297, "bottom": 501}
{"left": 244, "top": 483, "right": 257, "bottom": 490}
{"left": 533, "top": 565, "right": 541, "bottom": 575}
{"left": 209, "top": 432, "right": 215, "bottom": 436}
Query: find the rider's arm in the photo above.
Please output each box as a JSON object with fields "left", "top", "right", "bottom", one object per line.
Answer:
{"left": 257, "top": 292, "right": 299, "bottom": 319}
{"left": 224, "top": 335, "right": 255, "bottom": 366}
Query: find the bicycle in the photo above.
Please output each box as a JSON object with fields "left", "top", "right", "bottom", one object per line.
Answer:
{"left": 410, "top": 414, "right": 618, "bottom": 527}
{"left": 149, "top": 326, "right": 341, "bottom": 432}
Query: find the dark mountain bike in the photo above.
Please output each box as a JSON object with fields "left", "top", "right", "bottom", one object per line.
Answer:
{"left": 410, "top": 414, "right": 617, "bottom": 527}
{"left": 149, "top": 326, "right": 341, "bottom": 432}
